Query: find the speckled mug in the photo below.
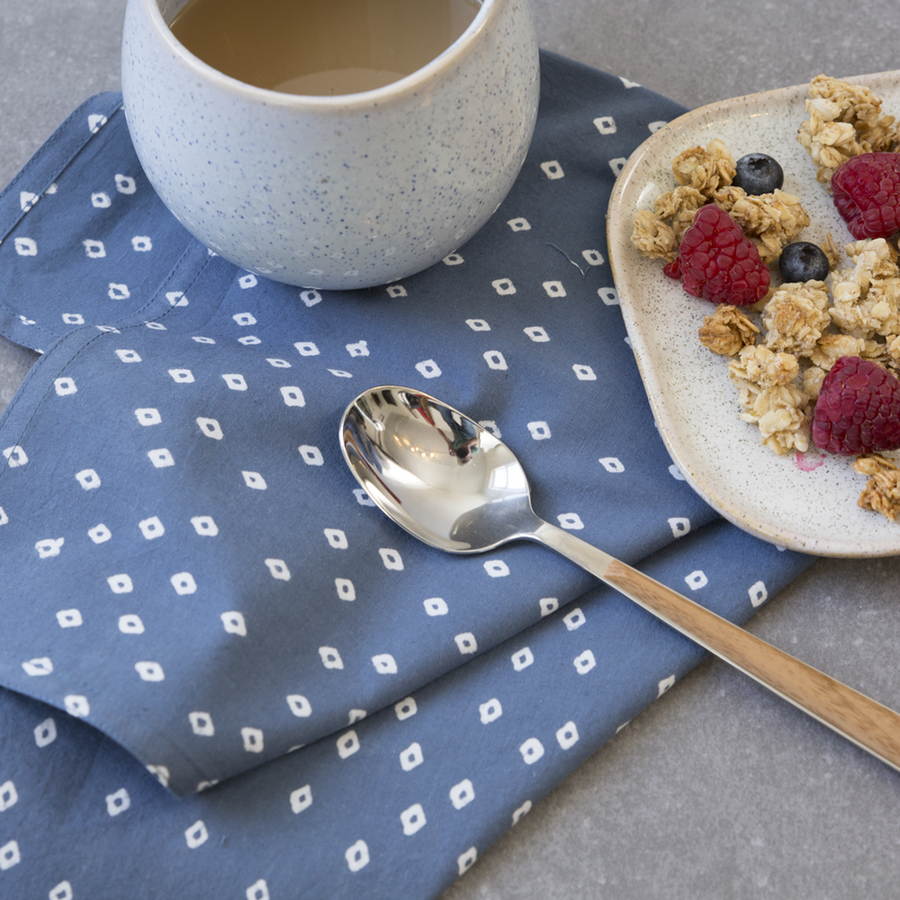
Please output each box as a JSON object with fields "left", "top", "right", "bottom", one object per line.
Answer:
{"left": 120, "top": 0, "right": 540, "bottom": 290}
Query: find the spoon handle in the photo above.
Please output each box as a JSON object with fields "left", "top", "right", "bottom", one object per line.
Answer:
{"left": 533, "top": 522, "right": 900, "bottom": 773}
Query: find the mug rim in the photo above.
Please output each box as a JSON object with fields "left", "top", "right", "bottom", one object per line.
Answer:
{"left": 142, "top": 0, "right": 498, "bottom": 109}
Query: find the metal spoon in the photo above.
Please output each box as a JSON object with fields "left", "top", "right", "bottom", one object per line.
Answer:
{"left": 340, "top": 384, "right": 900, "bottom": 772}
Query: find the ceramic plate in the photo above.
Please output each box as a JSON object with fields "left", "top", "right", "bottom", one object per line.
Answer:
{"left": 607, "top": 72, "right": 900, "bottom": 558}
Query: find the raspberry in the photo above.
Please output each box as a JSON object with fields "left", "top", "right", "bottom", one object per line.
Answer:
{"left": 811, "top": 356, "right": 900, "bottom": 456}
{"left": 831, "top": 152, "right": 900, "bottom": 240}
{"left": 664, "top": 205, "right": 770, "bottom": 305}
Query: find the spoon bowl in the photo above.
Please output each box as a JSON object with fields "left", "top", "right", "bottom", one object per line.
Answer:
{"left": 341, "top": 385, "right": 538, "bottom": 552}
{"left": 341, "top": 385, "right": 900, "bottom": 774}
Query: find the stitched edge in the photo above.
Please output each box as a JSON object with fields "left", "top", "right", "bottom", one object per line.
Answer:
{"left": 0, "top": 94, "right": 126, "bottom": 348}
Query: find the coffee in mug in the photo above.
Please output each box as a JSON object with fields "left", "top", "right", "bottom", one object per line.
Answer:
{"left": 170, "top": 0, "right": 483, "bottom": 96}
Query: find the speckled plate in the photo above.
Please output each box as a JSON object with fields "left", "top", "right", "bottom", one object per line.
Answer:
{"left": 607, "top": 72, "right": 900, "bottom": 558}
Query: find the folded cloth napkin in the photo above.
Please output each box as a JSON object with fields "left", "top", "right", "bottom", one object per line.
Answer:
{"left": 0, "top": 51, "right": 815, "bottom": 898}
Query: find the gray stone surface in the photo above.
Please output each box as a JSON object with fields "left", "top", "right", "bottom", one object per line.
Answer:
{"left": 2, "top": 2, "right": 900, "bottom": 898}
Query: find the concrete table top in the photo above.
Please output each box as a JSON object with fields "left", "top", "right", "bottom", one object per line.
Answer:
{"left": 2, "top": 2, "right": 900, "bottom": 897}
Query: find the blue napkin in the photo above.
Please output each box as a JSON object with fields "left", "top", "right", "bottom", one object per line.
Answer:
{"left": 0, "top": 51, "right": 815, "bottom": 898}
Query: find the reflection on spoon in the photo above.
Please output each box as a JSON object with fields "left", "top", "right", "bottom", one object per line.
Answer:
{"left": 340, "top": 385, "right": 900, "bottom": 773}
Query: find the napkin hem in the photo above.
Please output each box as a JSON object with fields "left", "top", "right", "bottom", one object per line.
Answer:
{"left": 0, "top": 92, "right": 125, "bottom": 351}
{"left": 0, "top": 240, "right": 219, "bottom": 478}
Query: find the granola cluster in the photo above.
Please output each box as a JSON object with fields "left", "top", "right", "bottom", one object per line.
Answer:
{"left": 728, "top": 342, "right": 809, "bottom": 455}
{"left": 630, "top": 139, "right": 810, "bottom": 265}
{"left": 715, "top": 186, "right": 811, "bottom": 265}
{"left": 854, "top": 455, "right": 900, "bottom": 520}
{"left": 830, "top": 239, "right": 900, "bottom": 351}
{"left": 797, "top": 75, "right": 900, "bottom": 186}
{"left": 697, "top": 304, "right": 759, "bottom": 356}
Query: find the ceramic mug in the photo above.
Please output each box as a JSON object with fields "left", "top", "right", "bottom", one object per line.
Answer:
{"left": 120, "top": 0, "right": 540, "bottom": 290}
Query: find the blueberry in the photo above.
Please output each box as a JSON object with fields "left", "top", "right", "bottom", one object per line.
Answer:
{"left": 778, "top": 241, "right": 830, "bottom": 283}
{"left": 733, "top": 153, "right": 784, "bottom": 194}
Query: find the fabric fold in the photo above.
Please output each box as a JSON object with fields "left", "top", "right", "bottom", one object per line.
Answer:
{"left": 1, "top": 515, "right": 812, "bottom": 899}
